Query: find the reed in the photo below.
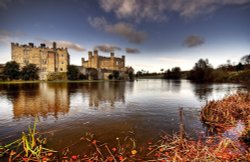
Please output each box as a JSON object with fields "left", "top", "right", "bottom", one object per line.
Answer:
{"left": 201, "top": 92, "right": 250, "bottom": 129}
{"left": 0, "top": 117, "right": 57, "bottom": 161}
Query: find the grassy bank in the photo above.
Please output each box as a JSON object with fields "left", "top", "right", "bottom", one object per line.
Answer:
{"left": 212, "top": 70, "right": 250, "bottom": 84}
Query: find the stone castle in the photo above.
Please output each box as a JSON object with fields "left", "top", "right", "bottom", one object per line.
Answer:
{"left": 81, "top": 50, "right": 126, "bottom": 80}
{"left": 11, "top": 42, "right": 70, "bottom": 80}
{"left": 82, "top": 50, "right": 125, "bottom": 71}
{"left": 10, "top": 42, "right": 131, "bottom": 80}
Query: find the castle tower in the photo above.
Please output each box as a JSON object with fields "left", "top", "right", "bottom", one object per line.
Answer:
{"left": 93, "top": 50, "right": 99, "bottom": 68}
{"left": 53, "top": 42, "right": 57, "bottom": 50}
{"left": 88, "top": 51, "right": 93, "bottom": 67}
{"left": 110, "top": 52, "right": 115, "bottom": 70}
{"left": 122, "top": 55, "right": 125, "bottom": 67}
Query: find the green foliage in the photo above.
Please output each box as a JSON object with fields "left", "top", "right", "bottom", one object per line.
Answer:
{"left": 236, "top": 62, "right": 244, "bottom": 71}
{"left": 241, "top": 54, "right": 250, "bottom": 65}
{"left": 108, "top": 74, "right": 113, "bottom": 80}
{"left": 67, "top": 65, "right": 80, "bottom": 80}
{"left": 47, "top": 72, "right": 67, "bottom": 81}
{"left": 87, "top": 68, "right": 98, "bottom": 80}
{"left": 3, "top": 61, "right": 20, "bottom": 80}
{"left": 113, "top": 70, "right": 120, "bottom": 80}
{"left": 0, "top": 118, "right": 56, "bottom": 161}
{"left": 20, "top": 64, "right": 39, "bottom": 80}
{"left": 188, "top": 59, "right": 214, "bottom": 82}
{"left": 128, "top": 71, "right": 134, "bottom": 81}
{"left": 163, "top": 67, "right": 181, "bottom": 79}
{"left": 226, "top": 70, "right": 250, "bottom": 83}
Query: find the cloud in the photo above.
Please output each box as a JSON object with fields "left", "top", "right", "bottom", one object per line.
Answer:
{"left": 134, "top": 64, "right": 153, "bottom": 68}
{"left": 0, "top": 29, "right": 24, "bottom": 44}
{"left": 94, "top": 44, "right": 121, "bottom": 53}
{"left": 99, "top": 0, "right": 167, "bottom": 22}
{"left": 41, "top": 39, "right": 85, "bottom": 52}
{"left": 183, "top": 35, "right": 204, "bottom": 47}
{"left": 99, "top": 0, "right": 250, "bottom": 21}
{"left": 0, "top": 0, "right": 12, "bottom": 9}
{"left": 125, "top": 48, "right": 140, "bottom": 54}
{"left": 157, "top": 57, "right": 190, "bottom": 64}
{"left": 88, "top": 17, "right": 108, "bottom": 28}
{"left": 88, "top": 17, "right": 146, "bottom": 44}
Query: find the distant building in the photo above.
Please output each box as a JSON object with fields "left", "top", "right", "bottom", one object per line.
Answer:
{"left": 81, "top": 50, "right": 126, "bottom": 79}
{"left": 11, "top": 42, "right": 70, "bottom": 80}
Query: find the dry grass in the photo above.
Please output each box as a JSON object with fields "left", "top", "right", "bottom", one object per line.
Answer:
{"left": 201, "top": 92, "right": 250, "bottom": 129}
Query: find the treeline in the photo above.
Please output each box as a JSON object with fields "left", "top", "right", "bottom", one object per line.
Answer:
{"left": 0, "top": 62, "right": 134, "bottom": 81}
{"left": 161, "top": 54, "right": 250, "bottom": 83}
{"left": 1, "top": 61, "right": 39, "bottom": 80}
{"left": 0, "top": 61, "right": 87, "bottom": 81}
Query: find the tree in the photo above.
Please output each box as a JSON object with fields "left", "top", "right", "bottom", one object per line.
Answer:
{"left": 188, "top": 59, "right": 214, "bottom": 82}
{"left": 21, "top": 64, "right": 39, "bottom": 80}
{"left": 241, "top": 54, "right": 250, "bottom": 65}
{"left": 108, "top": 74, "right": 113, "bottom": 80}
{"left": 163, "top": 67, "right": 181, "bottom": 79}
{"left": 113, "top": 70, "right": 120, "bottom": 80}
{"left": 67, "top": 65, "right": 80, "bottom": 80}
{"left": 236, "top": 62, "right": 244, "bottom": 71}
{"left": 3, "top": 61, "right": 20, "bottom": 80}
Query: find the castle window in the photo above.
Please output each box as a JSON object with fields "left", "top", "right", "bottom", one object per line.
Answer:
{"left": 60, "top": 68, "right": 63, "bottom": 71}
{"left": 116, "top": 61, "right": 119, "bottom": 65}
{"left": 61, "top": 62, "right": 64, "bottom": 64}
{"left": 61, "top": 54, "right": 64, "bottom": 57}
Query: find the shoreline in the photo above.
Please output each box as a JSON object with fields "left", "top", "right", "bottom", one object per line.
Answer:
{"left": 0, "top": 80, "right": 129, "bottom": 84}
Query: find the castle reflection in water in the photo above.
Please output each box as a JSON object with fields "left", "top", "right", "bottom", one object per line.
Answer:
{"left": 0, "top": 82, "right": 126, "bottom": 118}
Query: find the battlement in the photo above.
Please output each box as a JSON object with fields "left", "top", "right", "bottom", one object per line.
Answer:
{"left": 11, "top": 42, "right": 67, "bottom": 50}
{"left": 11, "top": 42, "right": 70, "bottom": 80}
{"left": 82, "top": 50, "right": 125, "bottom": 71}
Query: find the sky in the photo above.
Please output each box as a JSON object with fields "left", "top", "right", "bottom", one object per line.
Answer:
{"left": 0, "top": 0, "right": 250, "bottom": 72}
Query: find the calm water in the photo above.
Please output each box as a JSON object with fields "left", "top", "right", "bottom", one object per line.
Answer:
{"left": 0, "top": 79, "right": 247, "bottom": 151}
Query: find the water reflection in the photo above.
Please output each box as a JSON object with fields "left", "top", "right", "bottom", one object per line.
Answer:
{"left": 0, "top": 82, "right": 127, "bottom": 118}
{"left": 12, "top": 83, "right": 69, "bottom": 118}
{"left": 163, "top": 79, "right": 181, "bottom": 92}
{"left": 191, "top": 83, "right": 244, "bottom": 101}
{"left": 192, "top": 84, "right": 213, "bottom": 101}
{"left": 0, "top": 80, "right": 247, "bottom": 150}
{"left": 70, "top": 82, "right": 126, "bottom": 108}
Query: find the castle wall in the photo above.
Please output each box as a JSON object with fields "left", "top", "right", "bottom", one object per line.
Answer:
{"left": 11, "top": 42, "right": 70, "bottom": 80}
{"left": 82, "top": 51, "right": 125, "bottom": 72}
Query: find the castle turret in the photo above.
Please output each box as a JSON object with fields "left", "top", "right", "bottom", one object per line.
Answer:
{"left": 88, "top": 51, "right": 93, "bottom": 58}
{"left": 53, "top": 42, "right": 56, "bottom": 50}
{"left": 81, "top": 58, "right": 85, "bottom": 66}
{"left": 29, "top": 43, "right": 34, "bottom": 47}
{"left": 40, "top": 43, "right": 46, "bottom": 48}
{"left": 94, "top": 50, "right": 98, "bottom": 57}
{"left": 122, "top": 55, "right": 125, "bottom": 67}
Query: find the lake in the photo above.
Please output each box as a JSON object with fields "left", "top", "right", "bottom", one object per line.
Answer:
{"left": 0, "top": 79, "right": 248, "bottom": 152}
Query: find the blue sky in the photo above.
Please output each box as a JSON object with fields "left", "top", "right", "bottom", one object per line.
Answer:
{"left": 0, "top": 0, "right": 250, "bottom": 72}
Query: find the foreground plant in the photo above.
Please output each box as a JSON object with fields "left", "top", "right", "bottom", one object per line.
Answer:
{"left": 0, "top": 118, "right": 57, "bottom": 161}
{"left": 201, "top": 92, "right": 250, "bottom": 128}
{"left": 201, "top": 92, "right": 250, "bottom": 145}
